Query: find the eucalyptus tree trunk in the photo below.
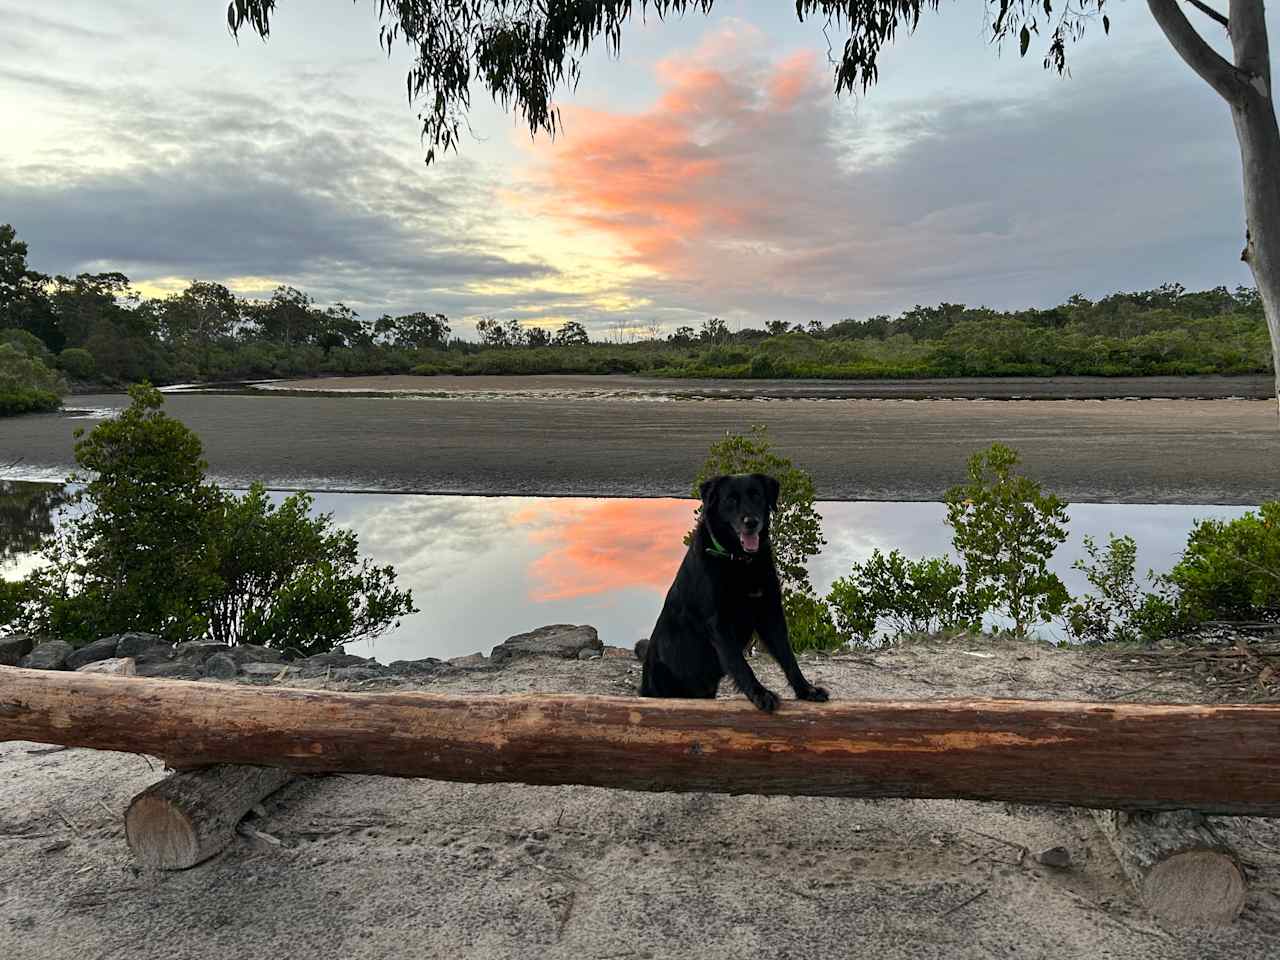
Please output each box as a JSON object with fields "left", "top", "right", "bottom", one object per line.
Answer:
{"left": 1148, "top": 0, "right": 1280, "bottom": 413}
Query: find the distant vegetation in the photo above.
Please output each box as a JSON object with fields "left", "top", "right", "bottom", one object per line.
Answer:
{"left": 0, "top": 222, "right": 1271, "bottom": 411}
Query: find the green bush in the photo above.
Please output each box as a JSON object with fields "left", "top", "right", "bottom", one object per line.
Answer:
{"left": 57, "top": 347, "right": 96, "bottom": 380}
{"left": 1164, "top": 503, "right": 1280, "bottom": 624}
{"left": 0, "top": 328, "right": 52, "bottom": 362}
{"left": 19, "top": 384, "right": 415, "bottom": 651}
{"left": 781, "top": 588, "right": 843, "bottom": 653}
{"left": 1064, "top": 534, "right": 1177, "bottom": 645}
{"left": 208, "top": 484, "right": 417, "bottom": 656}
{"left": 944, "top": 443, "right": 1070, "bottom": 636}
{"left": 827, "top": 550, "right": 982, "bottom": 645}
{"left": 0, "top": 343, "right": 65, "bottom": 415}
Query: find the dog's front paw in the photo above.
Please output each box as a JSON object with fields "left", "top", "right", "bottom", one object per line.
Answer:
{"left": 751, "top": 687, "right": 781, "bottom": 713}
{"left": 798, "top": 684, "right": 829, "bottom": 702}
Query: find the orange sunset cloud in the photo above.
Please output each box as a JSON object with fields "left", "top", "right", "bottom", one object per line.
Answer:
{"left": 530, "top": 39, "right": 829, "bottom": 277}
{"left": 513, "top": 498, "right": 694, "bottom": 601}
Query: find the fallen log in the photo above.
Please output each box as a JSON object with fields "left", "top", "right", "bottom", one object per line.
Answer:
{"left": 3, "top": 667, "right": 1280, "bottom": 815}
{"left": 1092, "top": 809, "right": 1247, "bottom": 926}
{"left": 125, "top": 765, "right": 298, "bottom": 869}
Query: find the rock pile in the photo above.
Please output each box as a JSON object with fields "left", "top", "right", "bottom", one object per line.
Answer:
{"left": 7, "top": 624, "right": 629, "bottom": 684}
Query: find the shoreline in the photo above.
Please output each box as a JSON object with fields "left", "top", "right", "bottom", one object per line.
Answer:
{"left": 252, "top": 372, "right": 1275, "bottom": 401}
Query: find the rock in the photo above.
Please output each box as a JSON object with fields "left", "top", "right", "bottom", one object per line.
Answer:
{"left": 302, "top": 651, "right": 372, "bottom": 668}
{"left": 203, "top": 653, "right": 240, "bottom": 680}
{"left": 240, "top": 662, "right": 297, "bottom": 680}
{"left": 114, "top": 632, "right": 165, "bottom": 657}
{"left": 578, "top": 648, "right": 601, "bottom": 661}
{"left": 331, "top": 666, "right": 387, "bottom": 682}
{"left": 133, "top": 645, "right": 175, "bottom": 665}
{"left": 602, "top": 645, "right": 635, "bottom": 659}
{"left": 448, "top": 653, "right": 490, "bottom": 670}
{"left": 20, "top": 640, "right": 75, "bottom": 670}
{"left": 1036, "top": 846, "right": 1072, "bottom": 869}
{"left": 497, "top": 624, "right": 602, "bottom": 660}
{"left": 387, "top": 658, "right": 443, "bottom": 675}
{"left": 174, "top": 641, "right": 233, "bottom": 663}
{"left": 134, "top": 661, "right": 202, "bottom": 681}
{"left": 76, "top": 657, "right": 136, "bottom": 677}
{"left": 489, "top": 646, "right": 513, "bottom": 663}
{"left": 0, "top": 633, "right": 35, "bottom": 666}
{"left": 228, "top": 644, "right": 286, "bottom": 665}
{"left": 65, "top": 636, "right": 123, "bottom": 671}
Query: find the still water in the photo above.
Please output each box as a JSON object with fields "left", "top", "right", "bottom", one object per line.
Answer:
{"left": 1, "top": 485, "right": 1250, "bottom": 661}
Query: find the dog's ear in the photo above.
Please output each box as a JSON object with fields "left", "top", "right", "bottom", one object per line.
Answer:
{"left": 699, "top": 475, "right": 723, "bottom": 509}
{"left": 754, "top": 473, "right": 780, "bottom": 510}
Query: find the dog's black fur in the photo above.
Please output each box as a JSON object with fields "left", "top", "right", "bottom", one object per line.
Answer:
{"left": 638, "top": 473, "right": 829, "bottom": 712}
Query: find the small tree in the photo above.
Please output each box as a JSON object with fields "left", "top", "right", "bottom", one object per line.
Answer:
{"left": 26, "top": 383, "right": 225, "bottom": 642}
{"left": 827, "top": 550, "right": 982, "bottom": 644}
{"left": 57, "top": 347, "right": 96, "bottom": 381}
{"left": 0, "top": 343, "right": 65, "bottom": 415}
{"left": 944, "top": 443, "right": 1069, "bottom": 636}
{"left": 699, "top": 317, "right": 730, "bottom": 344}
{"left": 1064, "top": 534, "right": 1177, "bottom": 645}
{"left": 553, "top": 320, "right": 589, "bottom": 346}
{"left": 209, "top": 485, "right": 415, "bottom": 655}
{"left": 21, "top": 384, "right": 414, "bottom": 650}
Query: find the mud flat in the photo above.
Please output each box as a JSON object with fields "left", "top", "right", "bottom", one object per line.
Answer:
{"left": 3, "top": 379, "right": 1273, "bottom": 503}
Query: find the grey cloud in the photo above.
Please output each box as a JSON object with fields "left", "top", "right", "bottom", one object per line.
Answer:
{"left": 0, "top": 78, "right": 556, "bottom": 316}
{"left": 0, "top": 8, "right": 118, "bottom": 43}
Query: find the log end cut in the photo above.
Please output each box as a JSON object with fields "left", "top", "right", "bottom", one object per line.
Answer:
{"left": 125, "top": 792, "right": 205, "bottom": 869}
{"left": 1145, "top": 850, "right": 1247, "bottom": 927}
{"left": 125, "top": 764, "right": 296, "bottom": 870}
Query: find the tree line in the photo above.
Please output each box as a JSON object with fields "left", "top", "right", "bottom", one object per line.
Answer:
{"left": 0, "top": 222, "right": 1271, "bottom": 406}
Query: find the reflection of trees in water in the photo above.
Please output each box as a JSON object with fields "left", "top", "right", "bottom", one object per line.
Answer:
{"left": 0, "top": 482, "right": 73, "bottom": 565}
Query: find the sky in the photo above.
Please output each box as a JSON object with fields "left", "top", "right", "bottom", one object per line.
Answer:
{"left": 0, "top": 0, "right": 1270, "bottom": 339}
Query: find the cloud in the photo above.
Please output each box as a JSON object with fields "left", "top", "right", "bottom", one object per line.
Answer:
{"left": 526, "top": 27, "right": 1252, "bottom": 325}
{"left": 514, "top": 498, "right": 693, "bottom": 601}
{"left": 0, "top": 67, "right": 555, "bottom": 318}
{"left": 0, "top": 8, "right": 118, "bottom": 44}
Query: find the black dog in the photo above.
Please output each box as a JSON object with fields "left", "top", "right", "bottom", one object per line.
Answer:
{"left": 638, "top": 473, "right": 829, "bottom": 712}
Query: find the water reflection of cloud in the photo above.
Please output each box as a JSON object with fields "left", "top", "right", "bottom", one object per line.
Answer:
{"left": 513, "top": 498, "right": 694, "bottom": 601}
{"left": 327, "top": 494, "right": 513, "bottom": 587}
{"left": 2, "top": 490, "right": 1256, "bottom": 659}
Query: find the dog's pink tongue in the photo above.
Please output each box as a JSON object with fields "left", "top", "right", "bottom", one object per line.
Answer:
{"left": 740, "top": 531, "right": 760, "bottom": 553}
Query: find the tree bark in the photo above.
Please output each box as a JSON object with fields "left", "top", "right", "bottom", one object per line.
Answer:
{"left": 3, "top": 668, "right": 1280, "bottom": 814}
{"left": 1148, "top": 0, "right": 1280, "bottom": 414}
{"left": 1228, "top": 0, "right": 1280, "bottom": 416}
{"left": 125, "top": 765, "right": 297, "bottom": 869}
{"left": 1092, "top": 809, "right": 1247, "bottom": 925}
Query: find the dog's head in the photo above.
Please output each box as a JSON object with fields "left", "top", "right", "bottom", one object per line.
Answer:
{"left": 699, "top": 473, "right": 780, "bottom": 556}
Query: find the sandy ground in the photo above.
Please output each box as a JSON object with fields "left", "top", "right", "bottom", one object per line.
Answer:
{"left": 3, "top": 639, "right": 1280, "bottom": 959}
{"left": 3, "top": 382, "right": 1277, "bottom": 502}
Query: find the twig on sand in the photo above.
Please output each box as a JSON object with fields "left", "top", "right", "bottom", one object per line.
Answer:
{"left": 25, "top": 745, "right": 69, "bottom": 756}
{"left": 939, "top": 888, "right": 988, "bottom": 919}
